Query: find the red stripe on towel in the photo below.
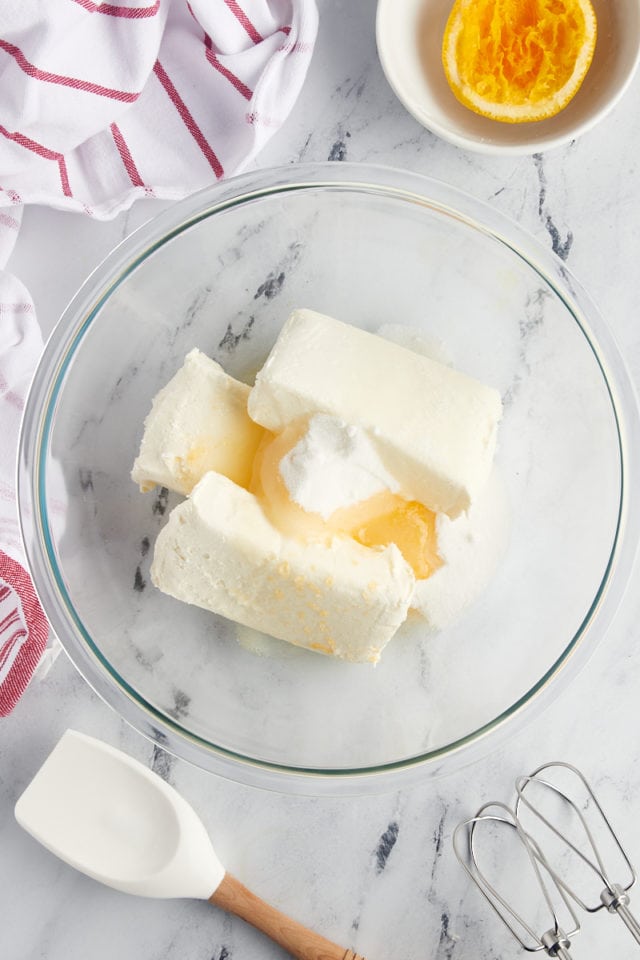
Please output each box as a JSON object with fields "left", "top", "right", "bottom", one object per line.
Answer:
{"left": 153, "top": 60, "right": 224, "bottom": 178}
{"left": 0, "top": 39, "right": 139, "bottom": 102}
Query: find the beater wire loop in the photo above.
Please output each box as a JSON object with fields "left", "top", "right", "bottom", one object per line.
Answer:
{"left": 453, "top": 801, "right": 580, "bottom": 956}
{"left": 514, "top": 761, "right": 640, "bottom": 948}
{"left": 515, "top": 762, "right": 636, "bottom": 912}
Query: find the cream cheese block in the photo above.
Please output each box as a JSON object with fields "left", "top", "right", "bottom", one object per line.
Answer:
{"left": 151, "top": 471, "right": 415, "bottom": 663}
{"left": 248, "top": 310, "right": 502, "bottom": 517}
{"left": 132, "top": 349, "right": 264, "bottom": 495}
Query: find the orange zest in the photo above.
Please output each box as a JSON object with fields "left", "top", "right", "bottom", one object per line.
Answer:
{"left": 442, "top": 0, "right": 597, "bottom": 123}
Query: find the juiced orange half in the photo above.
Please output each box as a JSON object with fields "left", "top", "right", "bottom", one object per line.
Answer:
{"left": 442, "top": 0, "right": 597, "bottom": 123}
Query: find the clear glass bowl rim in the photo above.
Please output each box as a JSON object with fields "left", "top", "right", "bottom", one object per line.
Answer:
{"left": 17, "top": 163, "right": 640, "bottom": 795}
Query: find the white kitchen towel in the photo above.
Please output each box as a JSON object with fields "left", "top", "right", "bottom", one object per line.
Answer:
{"left": 0, "top": 0, "right": 318, "bottom": 714}
{"left": 0, "top": 207, "right": 50, "bottom": 716}
{"left": 0, "top": 0, "right": 318, "bottom": 216}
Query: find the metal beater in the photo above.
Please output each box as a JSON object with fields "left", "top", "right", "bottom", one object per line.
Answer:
{"left": 453, "top": 800, "right": 581, "bottom": 957}
{"left": 515, "top": 761, "right": 640, "bottom": 945}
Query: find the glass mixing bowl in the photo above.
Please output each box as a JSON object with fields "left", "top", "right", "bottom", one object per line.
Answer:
{"left": 18, "top": 164, "right": 640, "bottom": 793}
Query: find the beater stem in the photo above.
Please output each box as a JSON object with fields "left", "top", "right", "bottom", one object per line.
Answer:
{"left": 541, "top": 928, "right": 573, "bottom": 958}
{"left": 601, "top": 883, "right": 640, "bottom": 944}
{"left": 614, "top": 903, "right": 640, "bottom": 944}
{"left": 552, "top": 946, "right": 572, "bottom": 960}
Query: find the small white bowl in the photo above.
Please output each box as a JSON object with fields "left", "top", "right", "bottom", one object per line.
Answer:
{"left": 376, "top": 0, "right": 640, "bottom": 155}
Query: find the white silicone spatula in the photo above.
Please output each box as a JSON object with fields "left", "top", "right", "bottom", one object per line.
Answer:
{"left": 15, "top": 730, "right": 365, "bottom": 960}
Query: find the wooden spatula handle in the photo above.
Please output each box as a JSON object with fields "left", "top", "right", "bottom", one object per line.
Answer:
{"left": 210, "top": 873, "right": 366, "bottom": 960}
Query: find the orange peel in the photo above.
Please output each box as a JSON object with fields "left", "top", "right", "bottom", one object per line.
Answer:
{"left": 442, "top": 0, "right": 597, "bottom": 123}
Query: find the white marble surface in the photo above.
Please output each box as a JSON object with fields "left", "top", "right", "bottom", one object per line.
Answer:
{"left": 4, "top": 1, "right": 640, "bottom": 958}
